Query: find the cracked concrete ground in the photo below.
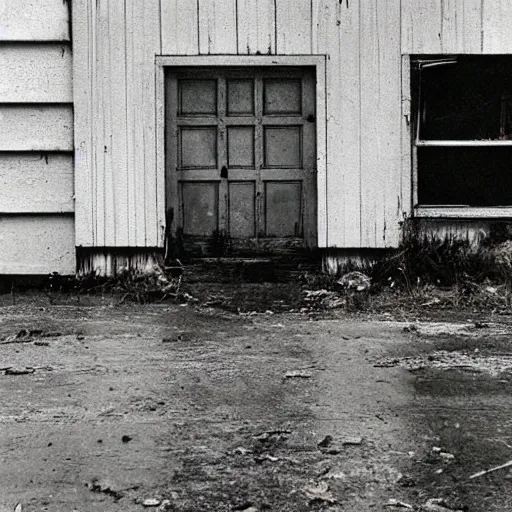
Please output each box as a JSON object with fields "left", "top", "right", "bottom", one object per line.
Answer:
{"left": 1, "top": 294, "right": 512, "bottom": 511}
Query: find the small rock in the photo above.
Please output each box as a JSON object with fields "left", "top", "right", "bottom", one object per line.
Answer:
{"left": 384, "top": 499, "right": 413, "bottom": 509}
{"left": 284, "top": 371, "right": 312, "bottom": 379}
{"left": 234, "top": 446, "right": 252, "bottom": 455}
{"left": 342, "top": 436, "right": 363, "bottom": 446}
{"left": 440, "top": 452, "right": 455, "bottom": 460}
{"left": 324, "top": 470, "right": 346, "bottom": 480}
{"left": 432, "top": 446, "right": 442, "bottom": 453}
{"left": 337, "top": 271, "right": 371, "bottom": 292}
{"left": 5, "top": 367, "right": 35, "bottom": 376}
{"left": 142, "top": 498, "right": 162, "bottom": 507}
{"left": 317, "top": 435, "right": 333, "bottom": 448}
{"left": 421, "top": 498, "right": 462, "bottom": 512}
{"left": 121, "top": 435, "right": 133, "bottom": 443}
{"left": 34, "top": 341, "right": 50, "bottom": 347}
{"left": 397, "top": 474, "right": 416, "bottom": 487}
{"left": 302, "top": 481, "right": 336, "bottom": 504}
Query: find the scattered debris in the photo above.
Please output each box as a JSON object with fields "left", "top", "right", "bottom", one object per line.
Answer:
{"left": 374, "top": 359, "right": 400, "bottom": 368}
{"left": 337, "top": 271, "right": 371, "bottom": 292}
{"left": 233, "top": 503, "right": 257, "bottom": 512}
{"left": 254, "top": 454, "right": 279, "bottom": 463}
{"left": 315, "top": 459, "right": 332, "bottom": 477}
{"left": 302, "top": 481, "right": 336, "bottom": 504}
{"left": 323, "top": 470, "right": 346, "bottom": 480}
{"left": 317, "top": 435, "right": 333, "bottom": 448}
{"left": 156, "top": 500, "right": 172, "bottom": 511}
{"left": 253, "top": 430, "right": 291, "bottom": 442}
{"left": 1, "top": 329, "right": 63, "bottom": 345}
{"left": 1, "top": 330, "right": 37, "bottom": 344}
{"left": 303, "top": 289, "right": 346, "bottom": 310}
{"left": 420, "top": 498, "right": 462, "bottom": 511}
{"left": 87, "top": 479, "right": 124, "bottom": 501}
{"left": 317, "top": 436, "right": 341, "bottom": 454}
{"left": 384, "top": 499, "right": 413, "bottom": 509}
{"left": 342, "top": 436, "right": 363, "bottom": 446}
{"left": 34, "top": 340, "right": 50, "bottom": 347}
{"left": 397, "top": 474, "right": 416, "bottom": 487}
{"left": 4, "top": 367, "right": 35, "bottom": 376}
{"left": 421, "top": 298, "right": 441, "bottom": 307}
{"left": 234, "top": 446, "right": 252, "bottom": 455}
{"left": 375, "top": 351, "right": 512, "bottom": 377}
{"left": 284, "top": 370, "right": 313, "bottom": 379}
{"left": 469, "top": 458, "right": 512, "bottom": 479}
{"left": 142, "top": 498, "right": 162, "bottom": 507}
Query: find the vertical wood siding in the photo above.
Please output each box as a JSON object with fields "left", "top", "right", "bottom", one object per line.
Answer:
{"left": 402, "top": 0, "right": 512, "bottom": 54}
{"left": 74, "top": 0, "right": 512, "bottom": 252}
{"left": 73, "top": 0, "right": 162, "bottom": 247}
{"left": 0, "top": 1, "right": 74, "bottom": 274}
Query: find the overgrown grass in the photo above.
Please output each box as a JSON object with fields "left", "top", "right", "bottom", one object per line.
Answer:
{"left": 302, "top": 224, "right": 512, "bottom": 312}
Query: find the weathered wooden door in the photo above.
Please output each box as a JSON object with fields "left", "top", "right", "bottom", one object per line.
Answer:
{"left": 166, "top": 67, "right": 316, "bottom": 256}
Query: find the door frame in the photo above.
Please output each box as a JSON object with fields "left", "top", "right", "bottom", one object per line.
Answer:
{"left": 155, "top": 55, "right": 327, "bottom": 248}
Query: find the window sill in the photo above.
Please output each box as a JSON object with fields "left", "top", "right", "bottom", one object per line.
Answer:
{"left": 415, "top": 207, "right": 512, "bottom": 219}
{"left": 416, "top": 140, "right": 512, "bottom": 147}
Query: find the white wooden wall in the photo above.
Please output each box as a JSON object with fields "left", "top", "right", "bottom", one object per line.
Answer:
{"left": 402, "top": 0, "right": 512, "bottom": 54}
{"left": 72, "top": 0, "right": 512, "bottom": 253}
{"left": 0, "top": 0, "right": 75, "bottom": 274}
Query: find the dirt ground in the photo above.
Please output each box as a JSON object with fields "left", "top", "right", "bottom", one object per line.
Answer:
{"left": 2, "top": 287, "right": 512, "bottom": 511}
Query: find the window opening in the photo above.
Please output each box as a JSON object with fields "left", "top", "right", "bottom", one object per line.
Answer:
{"left": 413, "top": 56, "right": 512, "bottom": 207}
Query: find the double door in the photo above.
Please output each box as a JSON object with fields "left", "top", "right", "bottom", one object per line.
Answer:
{"left": 166, "top": 66, "right": 317, "bottom": 256}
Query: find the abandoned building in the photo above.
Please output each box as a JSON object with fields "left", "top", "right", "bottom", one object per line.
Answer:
{"left": 1, "top": 0, "right": 512, "bottom": 276}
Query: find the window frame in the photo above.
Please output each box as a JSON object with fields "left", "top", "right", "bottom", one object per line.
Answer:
{"left": 409, "top": 55, "right": 512, "bottom": 218}
{"left": 155, "top": 55, "right": 328, "bottom": 245}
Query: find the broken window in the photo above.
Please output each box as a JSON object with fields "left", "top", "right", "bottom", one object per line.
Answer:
{"left": 413, "top": 56, "right": 512, "bottom": 207}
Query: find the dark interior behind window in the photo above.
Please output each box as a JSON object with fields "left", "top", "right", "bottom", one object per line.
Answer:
{"left": 418, "top": 146, "right": 512, "bottom": 206}
{"left": 414, "top": 56, "right": 512, "bottom": 207}
{"left": 419, "top": 56, "right": 512, "bottom": 141}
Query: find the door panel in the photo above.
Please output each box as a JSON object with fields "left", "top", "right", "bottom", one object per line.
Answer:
{"left": 263, "top": 126, "right": 302, "bottom": 168}
{"left": 265, "top": 181, "right": 302, "bottom": 237}
{"left": 263, "top": 79, "right": 302, "bottom": 115}
{"left": 181, "top": 182, "right": 219, "bottom": 236}
{"left": 179, "top": 79, "right": 217, "bottom": 115}
{"left": 229, "top": 181, "right": 256, "bottom": 237}
{"left": 227, "top": 79, "right": 255, "bottom": 115}
{"left": 227, "top": 127, "right": 255, "bottom": 167}
{"left": 179, "top": 127, "right": 217, "bottom": 168}
{"left": 166, "top": 66, "right": 317, "bottom": 256}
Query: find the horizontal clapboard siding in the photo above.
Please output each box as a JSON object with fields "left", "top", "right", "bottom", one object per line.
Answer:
{"left": 0, "top": 106, "right": 73, "bottom": 151}
{"left": 0, "top": 216, "right": 75, "bottom": 275}
{"left": 0, "top": 2, "right": 75, "bottom": 274}
{"left": 0, "top": 45, "right": 73, "bottom": 103}
{"left": 0, "top": 0, "right": 70, "bottom": 41}
{"left": 0, "top": 154, "right": 74, "bottom": 213}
